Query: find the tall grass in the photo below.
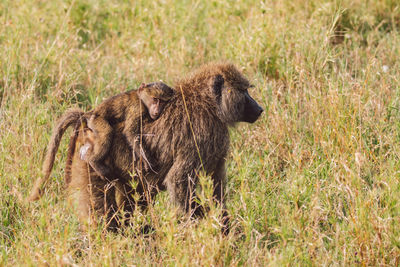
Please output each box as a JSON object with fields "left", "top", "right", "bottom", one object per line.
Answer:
{"left": 1, "top": 0, "right": 400, "bottom": 265}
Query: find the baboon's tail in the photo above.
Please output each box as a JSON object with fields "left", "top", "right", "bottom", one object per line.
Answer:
{"left": 28, "top": 108, "right": 85, "bottom": 201}
{"left": 64, "top": 117, "right": 87, "bottom": 185}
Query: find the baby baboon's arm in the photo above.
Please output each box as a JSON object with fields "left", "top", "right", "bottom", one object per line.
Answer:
{"left": 122, "top": 104, "right": 144, "bottom": 168}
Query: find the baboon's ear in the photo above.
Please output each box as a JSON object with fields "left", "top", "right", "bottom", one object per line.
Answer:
{"left": 138, "top": 83, "right": 146, "bottom": 92}
{"left": 211, "top": 74, "right": 224, "bottom": 99}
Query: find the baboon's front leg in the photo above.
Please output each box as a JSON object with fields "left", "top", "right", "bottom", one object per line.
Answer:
{"left": 163, "top": 158, "right": 201, "bottom": 216}
{"left": 212, "top": 158, "right": 229, "bottom": 235}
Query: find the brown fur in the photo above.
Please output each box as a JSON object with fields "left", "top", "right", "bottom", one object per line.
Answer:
{"left": 28, "top": 82, "right": 173, "bottom": 203}
{"left": 65, "top": 62, "right": 263, "bottom": 232}
{"left": 140, "top": 63, "right": 263, "bottom": 228}
{"left": 66, "top": 125, "right": 123, "bottom": 230}
{"left": 80, "top": 82, "right": 173, "bottom": 180}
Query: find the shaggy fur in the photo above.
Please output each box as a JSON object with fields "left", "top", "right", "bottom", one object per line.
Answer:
{"left": 27, "top": 82, "right": 173, "bottom": 203}
{"left": 65, "top": 62, "right": 263, "bottom": 232}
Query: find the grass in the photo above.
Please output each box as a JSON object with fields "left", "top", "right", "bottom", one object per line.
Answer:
{"left": 1, "top": 0, "right": 400, "bottom": 265}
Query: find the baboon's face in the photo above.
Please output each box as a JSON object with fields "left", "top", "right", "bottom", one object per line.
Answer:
{"left": 211, "top": 72, "right": 263, "bottom": 124}
{"left": 138, "top": 82, "right": 174, "bottom": 120}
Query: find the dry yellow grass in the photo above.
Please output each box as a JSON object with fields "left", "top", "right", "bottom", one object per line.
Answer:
{"left": 1, "top": 0, "right": 400, "bottom": 265}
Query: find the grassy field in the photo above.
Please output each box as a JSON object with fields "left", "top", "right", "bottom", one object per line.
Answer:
{"left": 1, "top": 0, "right": 400, "bottom": 265}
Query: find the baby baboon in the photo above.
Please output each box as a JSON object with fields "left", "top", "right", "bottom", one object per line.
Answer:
{"left": 80, "top": 82, "right": 174, "bottom": 179}
{"left": 27, "top": 82, "right": 173, "bottom": 202}
{"left": 66, "top": 62, "right": 263, "bottom": 233}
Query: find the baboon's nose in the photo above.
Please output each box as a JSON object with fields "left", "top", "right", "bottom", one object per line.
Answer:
{"left": 255, "top": 106, "right": 263, "bottom": 117}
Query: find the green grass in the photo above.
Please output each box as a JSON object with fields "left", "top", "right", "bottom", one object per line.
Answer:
{"left": 1, "top": 0, "right": 400, "bottom": 265}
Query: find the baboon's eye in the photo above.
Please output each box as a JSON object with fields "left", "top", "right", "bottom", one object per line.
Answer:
{"left": 212, "top": 74, "right": 224, "bottom": 98}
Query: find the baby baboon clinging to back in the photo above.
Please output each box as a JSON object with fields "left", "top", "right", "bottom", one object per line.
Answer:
{"left": 80, "top": 82, "right": 174, "bottom": 179}
{"left": 66, "top": 62, "right": 263, "bottom": 233}
{"left": 27, "top": 82, "right": 174, "bottom": 202}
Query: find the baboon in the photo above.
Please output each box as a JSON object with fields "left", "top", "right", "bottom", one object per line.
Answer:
{"left": 141, "top": 63, "right": 263, "bottom": 226}
{"left": 80, "top": 82, "right": 174, "bottom": 179}
{"left": 27, "top": 82, "right": 173, "bottom": 202}
{"left": 66, "top": 62, "right": 263, "bottom": 232}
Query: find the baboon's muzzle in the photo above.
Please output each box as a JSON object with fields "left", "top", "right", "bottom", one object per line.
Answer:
{"left": 242, "top": 92, "right": 263, "bottom": 123}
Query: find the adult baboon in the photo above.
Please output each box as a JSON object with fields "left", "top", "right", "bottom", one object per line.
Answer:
{"left": 66, "top": 62, "right": 263, "bottom": 232}
{"left": 142, "top": 62, "right": 263, "bottom": 220}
